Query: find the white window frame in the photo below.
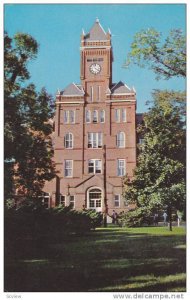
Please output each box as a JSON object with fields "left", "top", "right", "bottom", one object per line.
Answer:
{"left": 38, "top": 192, "right": 50, "bottom": 208}
{"left": 64, "top": 160, "right": 73, "bottom": 177}
{"left": 64, "top": 132, "right": 73, "bottom": 149}
{"left": 116, "top": 132, "right": 125, "bottom": 148}
{"left": 122, "top": 108, "right": 127, "bottom": 122}
{"left": 59, "top": 194, "right": 66, "bottom": 206}
{"left": 100, "top": 110, "right": 105, "bottom": 123}
{"left": 92, "top": 110, "right": 98, "bottom": 123}
{"left": 64, "top": 110, "right": 69, "bottom": 124}
{"left": 70, "top": 110, "right": 75, "bottom": 124}
{"left": 64, "top": 110, "right": 75, "bottom": 124}
{"left": 114, "top": 194, "right": 120, "bottom": 208}
{"left": 115, "top": 109, "right": 120, "bottom": 123}
{"left": 69, "top": 195, "right": 75, "bottom": 208}
{"left": 88, "top": 187, "right": 102, "bottom": 211}
{"left": 88, "top": 159, "right": 102, "bottom": 174}
{"left": 88, "top": 133, "right": 103, "bottom": 148}
{"left": 86, "top": 110, "right": 91, "bottom": 123}
{"left": 117, "top": 159, "right": 126, "bottom": 176}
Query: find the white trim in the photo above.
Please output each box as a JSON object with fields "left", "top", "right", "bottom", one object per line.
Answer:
{"left": 88, "top": 159, "right": 102, "bottom": 174}
{"left": 114, "top": 194, "right": 121, "bottom": 208}
{"left": 116, "top": 132, "right": 125, "bottom": 148}
{"left": 117, "top": 159, "right": 126, "bottom": 177}
{"left": 105, "top": 99, "right": 136, "bottom": 103}
{"left": 111, "top": 82, "right": 118, "bottom": 91}
{"left": 80, "top": 46, "right": 111, "bottom": 50}
{"left": 59, "top": 194, "right": 66, "bottom": 206}
{"left": 64, "top": 132, "right": 74, "bottom": 149}
{"left": 111, "top": 93, "right": 135, "bottom": 96}
{"left": 56, "top": 101, "right": 84, "bottom": 104}
{"left": 61, "top": 94, "right": 84, "bottom": 97}
{"left": 90, "top": 86, "right": 94, "bottom": 102}
{"left": 84, "top": 39, "right": 109, "bottom": 42}
{"left": 69, "top": 195, "right": 75, "bottom": 209}
{"left": 64, "top": 160, "right": 73, "bottom": 178}
{"left": 85, "top": 109, "right": 91, "bottom": 123}
{"left": 124, "top": 83, "right": 132, "bottom": 91}
{"left": 73, "top": 82, "right": 85, "bottom": 94}
{"left": 87, "top": 186, "right": 103, "bottom": 212}
{"left": 100, "top": 110, "right": 105, "bottom": 123}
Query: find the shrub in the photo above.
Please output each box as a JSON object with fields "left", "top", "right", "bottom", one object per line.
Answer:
{"left": 117, "top": 208, "right": 153, "bottom": 227}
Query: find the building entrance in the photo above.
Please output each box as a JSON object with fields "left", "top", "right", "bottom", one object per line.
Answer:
{"left": 88, "top": 188, "right": 102, "bottom": 212}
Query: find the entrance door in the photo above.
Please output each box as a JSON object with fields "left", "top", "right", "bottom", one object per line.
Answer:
{"left": 88, "top": 188, "right": 102, "bottom": 212}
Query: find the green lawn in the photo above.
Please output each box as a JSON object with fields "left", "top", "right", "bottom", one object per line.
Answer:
{"left": 5, "top": 225, "right": 186, "bottom": 292}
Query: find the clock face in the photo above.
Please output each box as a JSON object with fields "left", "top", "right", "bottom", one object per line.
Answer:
{"left": 90, "top": 63, "right": 101, "bottom": 74}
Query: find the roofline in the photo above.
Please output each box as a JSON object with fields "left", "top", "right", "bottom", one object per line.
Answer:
{"left": 73, "top": 82, "right": 85, "bottom": 95}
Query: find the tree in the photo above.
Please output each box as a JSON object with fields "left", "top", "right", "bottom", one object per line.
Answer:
{"left": 123, "top": 91, "right": 186, "bottom": 230}
{"left": 4, "top": 32, "right": 56, "bottom": 201}
{"left": 123, "top": 28, "right": 186, "bottom": 80}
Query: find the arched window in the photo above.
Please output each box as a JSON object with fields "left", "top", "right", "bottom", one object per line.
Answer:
{"left": 64, "top": 133, "right": 73, "bottom": 149}
{"left": 88, "top": 188, "right": 102, "bottom": 211}
{"left": 100, "top": 110, "right": 105, "bottom": 123}
{"left": 92, "top": 110, "right": 98, "bottom": 123}
{"left": 116, "top": 132, "right": 125, "bottom": 148}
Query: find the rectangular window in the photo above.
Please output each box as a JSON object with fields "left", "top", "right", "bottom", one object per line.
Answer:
{"left": 64, "top": 160, "right": 73, "bottom": 177}
{"left": 122, "top": 108, "right": 127, "bottom": 122}
{"left": 100, "top": 110, "right": 105, "bottom": 123}
{"left": 59, "top": 195, "right": 66, "bottom": 206}
{"left": 86, "top": 110, "right": 91, "bottom": 123}
{"left": 88, "top": 133, "right": 103, "bottom": 148}
{"left": 115, "top": 109, "right": 120, "bottom": 123}
{"left": 88, "top": 159, "right": 102, "bottom": 174}
{"left": 116, "top": 132, "right": 125, "bottom": 148}
{"left": 90, "top": 86, "right": 93, "bottom": 102}
{"left": 69, "top": 195, "right": 75, "bottom": 208}
{"left": 64, "top": 111, "right": 69, "bottom": 124}
{"left": 117, "top": 159, "right": 126, "bottom": 176}
{"left": 70, "top": 110, "right": 75, "bottom": 124}
{"left": 97, "top": 86, "right": 101, "bottom": 101}
{"left": 38, "top": 192, "right": 50, "bottom": 209}
{"left": 64, "top": 110, "right": 75, "bottom": 124}
{"left": 114, "top": 195, "right": 120, "bottom": 207}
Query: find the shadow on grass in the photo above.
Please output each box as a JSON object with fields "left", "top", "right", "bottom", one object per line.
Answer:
{"left": 4, "top": 227, "right": 186, "bottom": 292}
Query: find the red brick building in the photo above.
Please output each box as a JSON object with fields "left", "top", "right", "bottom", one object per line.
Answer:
{"left": 44, "top": 19, "right": 137, "bottom": 217}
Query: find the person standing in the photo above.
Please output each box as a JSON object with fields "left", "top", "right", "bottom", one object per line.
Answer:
{"left": 163, "top": 212, "right": 167, "bottom": 225}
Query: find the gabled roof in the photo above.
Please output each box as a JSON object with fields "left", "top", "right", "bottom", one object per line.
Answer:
{"left": 61, "top": 83, "right": 84, "bottom": 97}
{"left": 84, "top": 18, "right": 107, "bottom": 41}
{"left": 111, "top": 81, "right": 132, "bottom": 94}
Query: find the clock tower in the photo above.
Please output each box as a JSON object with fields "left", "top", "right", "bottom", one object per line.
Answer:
{"left": 44, "top": 18, "right": 137, "bottom": 217}
{"left": 80, "top": 18, "right": 113, "bottom": 102}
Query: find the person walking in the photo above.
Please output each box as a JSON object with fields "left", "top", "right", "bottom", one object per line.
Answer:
{"left": 163, "top": 212, "right": 167, "bottom": 226}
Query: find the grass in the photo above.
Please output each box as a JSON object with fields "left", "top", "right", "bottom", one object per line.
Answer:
{"left": 5, "top": 225, "right": 186, "bottom": 292}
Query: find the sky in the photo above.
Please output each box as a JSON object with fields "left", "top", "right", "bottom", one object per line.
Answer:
{"left": 4, "top": 3, "right": 186, "bottom": 113}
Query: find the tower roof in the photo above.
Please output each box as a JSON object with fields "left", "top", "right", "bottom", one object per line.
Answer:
{"left": 84, "top": 18, "right": 108, "bottom": 41}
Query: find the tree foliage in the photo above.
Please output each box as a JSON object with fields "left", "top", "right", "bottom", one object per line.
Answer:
{"left": 4, "top": 32, "right": 56, "bottom": 200}
{"left": 124, "top": 28, "right": 186, "bottom": 80}
{"left": 123, "top": 91, "right": 186, "bottom": 230}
